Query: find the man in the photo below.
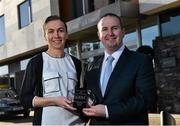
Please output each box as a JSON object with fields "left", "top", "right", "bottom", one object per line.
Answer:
{"left": 83, "top": 13, "right": 157, "bottom": 125}
{"left": 20, "top": 15, "right": 84, "bottom": 125}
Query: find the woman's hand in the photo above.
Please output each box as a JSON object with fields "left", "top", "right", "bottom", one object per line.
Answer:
{"left": 33, "top": 96, "right": 76, "bottom": 111}
{"left": 54, "top": 96, "right": 77, "bottom": 111}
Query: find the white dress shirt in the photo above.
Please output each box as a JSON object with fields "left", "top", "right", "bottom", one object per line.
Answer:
{"left": 100, "top": 44, "right": 125, "bottom": 118}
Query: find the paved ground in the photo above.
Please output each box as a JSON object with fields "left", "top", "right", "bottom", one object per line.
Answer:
{"left": 1, "top": 112, "right": 180, "bottom": 125}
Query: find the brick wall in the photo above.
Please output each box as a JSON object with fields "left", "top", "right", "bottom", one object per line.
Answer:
{"left": 153, "top": 34, "right": 180, "bottom": 113}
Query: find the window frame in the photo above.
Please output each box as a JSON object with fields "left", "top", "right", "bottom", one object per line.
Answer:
{"left": 0, "top": 15, "right": 6, "bottom": 45}
{"left": 18, "top": 0, "right": 32, "bottom": 29}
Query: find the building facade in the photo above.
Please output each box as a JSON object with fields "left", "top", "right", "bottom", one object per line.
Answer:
{"left": 0, "top": 0, "right": 180, "bottom": 113}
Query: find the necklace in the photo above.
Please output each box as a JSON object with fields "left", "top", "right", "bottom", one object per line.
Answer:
{"left": 45, "top": 51, "right": 65, "bottom": 58}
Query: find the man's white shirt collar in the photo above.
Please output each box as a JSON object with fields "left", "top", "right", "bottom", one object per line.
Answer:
{"left": 104, "top": 44, "right": 125, "bottom": 65}
{"left": 101, "top": 44, "right": 125, "bottom": 85}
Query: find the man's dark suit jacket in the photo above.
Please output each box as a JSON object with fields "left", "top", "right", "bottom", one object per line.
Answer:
{"left": 84, "top": 47, "right": 157, "bottom": 125}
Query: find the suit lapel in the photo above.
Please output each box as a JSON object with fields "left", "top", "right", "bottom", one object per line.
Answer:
{"left": 94, "top": 66, "right": 103, "bottom": 101}
{"left": 103, "top": 47, "right": 131, "bottom": 98}
{"left": 91, "top": 56, "right": 104, "bottom": 102}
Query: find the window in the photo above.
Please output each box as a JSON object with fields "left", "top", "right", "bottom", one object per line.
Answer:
{"left": 124, "top": 31, "right": 138, "bottom": 50}
{"left": 160, "top": 9, "right": 180, "bottom": 37}
{"left": 94, "top": 0, "right": 109, "bottom": 10}
{"left": 0, "top": 65, "right": 8, "bottom": 76}
{"left": 59, "top": 0, "right": 83, "bottom": 22}
{"left": 141, "top": 25, "right": 158, "bottom": 47}
{"left": 83, "top": 0, "right": 94, "bottom": 14}
{"left": 0, "top": 15, "right": 6, "bottom": 45}
{"left": 20, "top": 58, "right": 30, "bottom": 70}
{"left": 109, "top": 0, "right": 115, "bottom": 4}
{"left": 18, "top": 0, "right": 32, "bottom": 28}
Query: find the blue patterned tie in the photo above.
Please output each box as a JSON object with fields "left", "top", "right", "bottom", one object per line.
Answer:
{"left": 101, "top": 56, "right": 114, "bottom": 96}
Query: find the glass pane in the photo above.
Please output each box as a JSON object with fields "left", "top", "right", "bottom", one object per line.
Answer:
{"left": 109, "top": 0, "right": 115, "bottom": 4}
{"left": 20, "top": 58, "right": 30, "bottom": 70}
{"left": 94, "top": 0, "right": 109, "bottom": 10}
{"left": 0, "top": 15, "right": 6, "bottom": 45}
{"left": 73, "top": 0, "right": 83, "bottom": 18}
{"left": 82, "top": 43, "right": 94, "bottom": 52}
{"left": 83, "top": 0, "right": 94, "bottom": 13}
{"left": 161, "top": 15, "right": 180, "bottom": 37}
{"left": 142, "top": 25, "right": 158, "bottom": 47}
{"left": 160, "top": 9, "right": 180, "bottom": 37}
{"left": 0, "top": 65, "right": 8, "bottom": 76}
{"left": 19, "top": 1, "right": 30, "bottom": 28}
{"left": 68, "top": 46, "right": 77, "bottom": 57}
{"left": 124, "top": 32, "right": 137, "bottom": 50}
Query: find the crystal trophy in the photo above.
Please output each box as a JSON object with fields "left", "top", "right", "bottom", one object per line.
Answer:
{"left": 73, "top": 89, "right": 96, "bottom": 110}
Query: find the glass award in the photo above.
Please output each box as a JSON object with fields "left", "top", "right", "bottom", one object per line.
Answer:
{"left": 73, "top": 88, "right": 87, "bottom": 110}
{"left": 73, "top": 89, "right": 96, "bottom": 110}
{"left": 86, "top": 90, "right": 96, "bottom": 107}
{"left": 73, "top": 64, "right": 96, "bottom": 110}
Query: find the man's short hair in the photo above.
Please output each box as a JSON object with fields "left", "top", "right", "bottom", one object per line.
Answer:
{"left": 43, "top": 15, "right": 67, "bottom": 32}
{"left": 98, "top": 13, "right": 124, "bottom": 28}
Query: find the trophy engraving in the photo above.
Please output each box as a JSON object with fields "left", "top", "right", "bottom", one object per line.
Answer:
{"left": 73, "top": 88, "right": 87, "bottom": 110}
{"left": 73, "top": 63, "right": 96, "bottom": 110}
{"left": 73, "top": 89, "right": 96, "bottom": 110}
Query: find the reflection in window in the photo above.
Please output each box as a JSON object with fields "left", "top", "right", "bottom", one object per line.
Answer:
{"left": 0, "top": 15, "right": 6, "bottom": 45}
{"left": 18, "top": 0, "right": 32, "bottom": 28}
{"left": 59, "top": 0, "right": 83, "bottom": 22}
{"left": 68, "top": 46, "right": 77, "bottom": 57}
{"left": 109, "top": 0, "right": 115, "bottom": 4}
{"left": 124, "top": 32, "right": 137, "bottom": 50}
{"left": 72, "top": 0, "right": 83, "bottom": 18}
{"left": 161, "top": 15, "right": 180, "bottom": 37}
{"left": 160, "top": 9, "right": 180, "bottom": 37}
{"left": 141, "top": 25, "right": 158, "bottom": 47}
{"left": 0, "top": 65, "right": 8, "bottom": 76}
{"left": 81, "top": 42, "right": 101, "bottom": 64}
{"left": 83, "top": 0, "right": 94, "bottom": 14}
{"left": 82, "top": 43, "right": 93, "bottom": 52}
{"left": 82, "top": 42, "right": 100, "bottom": 52}
{"left": 20, "top": 58, "right": 30, "bottom": 70}
{"left": 94, "top": 0, "right": 109, "bottom": 10}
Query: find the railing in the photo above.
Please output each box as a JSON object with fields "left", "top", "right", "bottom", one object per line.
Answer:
{"left": 149, "top": 113, "right": 180, "bottom": 125}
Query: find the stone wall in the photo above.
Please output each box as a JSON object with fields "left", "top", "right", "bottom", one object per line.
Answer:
{"left": 153, "top": 33, "right": 180, "bottom": 113}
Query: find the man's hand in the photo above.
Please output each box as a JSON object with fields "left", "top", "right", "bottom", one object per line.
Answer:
{"left": 82, "top": 104, "right": 106, "bottom": 117}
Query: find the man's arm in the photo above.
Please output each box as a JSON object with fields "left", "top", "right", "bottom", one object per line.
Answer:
{"left": 83, "top": 55, "right": 156, "bottom": 122}
{"left": 107, "top": 55, "right": 156, "bottom": 122}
